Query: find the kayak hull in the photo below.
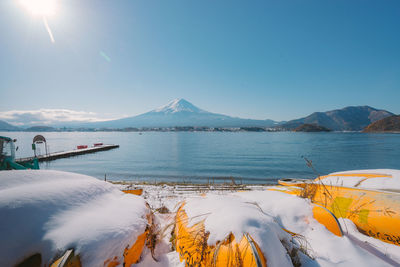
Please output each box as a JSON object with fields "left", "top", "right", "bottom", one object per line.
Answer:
{"left": 275, "top": 176, "right": 400, "bottom": 246}
{"left": 174, "top": 204, "right": 267, "bottom": 267}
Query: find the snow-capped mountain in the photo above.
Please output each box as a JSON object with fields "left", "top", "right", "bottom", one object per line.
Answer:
{"left": 85, "top": 99, "right": 277, "bottom": 128}
{"left": 153, "top": 98, "right": 208, "bottom": 114}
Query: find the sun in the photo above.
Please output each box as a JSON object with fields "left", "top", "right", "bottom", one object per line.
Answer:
{"left": 18, "top": 0, "right": 57, "bottom": 16}
{"left": 17, "top": 0, "right": 58, "bottom": 43}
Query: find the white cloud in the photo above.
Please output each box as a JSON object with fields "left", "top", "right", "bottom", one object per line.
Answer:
{"left": 0, "top": 109, "right": 122, "bottom": 126}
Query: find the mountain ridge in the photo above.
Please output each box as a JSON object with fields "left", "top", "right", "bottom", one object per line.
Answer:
{"left": 0, "top": 120, "right": 20, "bottom": 131}
{"left": 0, "top": 100, "right": 395, "bottom": 131}
{"left": 280, "top": 105, "right": 393, "bottom": 131}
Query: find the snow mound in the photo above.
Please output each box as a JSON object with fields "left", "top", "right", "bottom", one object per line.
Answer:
{"left": 0, "top": 170, "right": 149, "bottom": 267}
{"left": 316, "top": 169, "right": 400, "bottom": 191}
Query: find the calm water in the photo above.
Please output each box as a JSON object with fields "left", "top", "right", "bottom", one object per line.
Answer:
{"left": 3, "top": 131, "right": 400, "bottom": 184}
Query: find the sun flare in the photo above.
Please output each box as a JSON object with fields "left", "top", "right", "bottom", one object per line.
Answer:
{"left": 18, "top": 0, "right": 57, "bottom": 16}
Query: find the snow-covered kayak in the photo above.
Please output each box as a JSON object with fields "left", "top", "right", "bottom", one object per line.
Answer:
{"left": 279, "top": 169, "right": 400, "bottom": 192}
{"left": 173, "top": 195, "right": 299, "bottom": 267}
{"left": 275, "top": 169, "right": 400, "bottom": 246}
{"left": 0, "top": 170, "right": 151, "bottom": 267}
{"left": 175, "top": 204, "right": 266, "bottom": 267}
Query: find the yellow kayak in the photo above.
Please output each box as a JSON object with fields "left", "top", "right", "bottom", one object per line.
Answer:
{"left": 275, "top": 171, "right": 400, "bottom": 246}
{"left": 174, "top": 204, "right": 267, "bottom": 267}
{"left": 122, "top": 188, "right": 144, "bottom": 196}
{"left": 49, "top": 213, "right": 154, "bottom": 267}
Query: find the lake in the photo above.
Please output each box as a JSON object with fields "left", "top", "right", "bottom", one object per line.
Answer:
{"left": 2, "top": 131, "right": 400, "bottom": 184}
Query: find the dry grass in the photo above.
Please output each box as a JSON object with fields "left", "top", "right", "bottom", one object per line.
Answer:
{"left": 156, "top": 206, "right": 170, "bottom": 214}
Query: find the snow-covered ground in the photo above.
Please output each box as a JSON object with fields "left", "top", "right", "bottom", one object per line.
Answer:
{"left": 1, "top": 170, "right": 399, "bottom": 267}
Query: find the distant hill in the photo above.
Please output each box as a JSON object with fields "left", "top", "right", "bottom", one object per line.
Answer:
{"left": 0, "top": 120, "right": 20, "bottom": 131}
{"left": 280, "top": 106, "right": 393, "bottom": 131}
{"left": 293, "top": 124, "right": 331, "bottom": 132}
{"left": 84, "top": 99, "right": 278, "bottom": 128}
{"left": 363, "top": 115, "right": 400, "bottom": 133}
{"left": 25, "top": 126, "right": 57, "bottom": 132}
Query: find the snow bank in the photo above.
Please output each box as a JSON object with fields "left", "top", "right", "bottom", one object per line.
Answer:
{"left": 0, "top": 170, "right": 149, "bottom": 267}
{"left": 317, "top": 169, "right": 400, "bottom": 191}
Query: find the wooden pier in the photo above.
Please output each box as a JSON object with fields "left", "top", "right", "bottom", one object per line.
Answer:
{"left": 16, "top": 144, "right": 119, "bottom": 163}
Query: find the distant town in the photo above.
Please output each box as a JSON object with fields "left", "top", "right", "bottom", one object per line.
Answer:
{"left": 15, "top": 125, "right": 283, "bottom": 133}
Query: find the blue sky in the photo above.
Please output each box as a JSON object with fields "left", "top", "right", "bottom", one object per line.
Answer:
{"left": 0, "top": 0, "right": 399, "bottom": 123}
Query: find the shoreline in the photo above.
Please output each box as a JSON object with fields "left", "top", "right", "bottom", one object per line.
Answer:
{"left": 110, "top": 180, "right": 274, "bottom": 191}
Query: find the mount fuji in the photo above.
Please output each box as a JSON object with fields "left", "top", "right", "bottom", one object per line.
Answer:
{"left": 86, "top": 99, "right": 278, "bottom": 128}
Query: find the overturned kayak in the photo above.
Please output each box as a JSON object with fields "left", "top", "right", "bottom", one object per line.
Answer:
{"left": 304, "top": 184, "right": 400, "bottom": 246}
{"left": 0, "top": 170, "right": 151, "bottom": 267}
{"left": 175, "top": 204, "right": 267, "bottom": 267}
{"left": 279, "top": 169, "right": 400, "bottom": 192}
{"left": 122, "top": 188, "right": 144, "bottom": 196}
{"left": 276, "top": 170, "right": 400, "bottom": 246}
{"left": 173, "top": 195, "right": 298, "bottom": 267}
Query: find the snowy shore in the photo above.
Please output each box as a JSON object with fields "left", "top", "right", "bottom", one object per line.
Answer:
{"left": 1, "top": 170, "right": 399, "bottom": 267}
{"left": 126, "top": 182, "right": 400, "bottom": 267}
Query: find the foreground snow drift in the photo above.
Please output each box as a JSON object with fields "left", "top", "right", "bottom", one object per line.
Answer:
{"left": 0, "top": 170, "right": 149, "bottom": 267}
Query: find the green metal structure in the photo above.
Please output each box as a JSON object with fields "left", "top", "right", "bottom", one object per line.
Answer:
{"left": 0, "top": 136, "right": 39, "bottom": 170}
